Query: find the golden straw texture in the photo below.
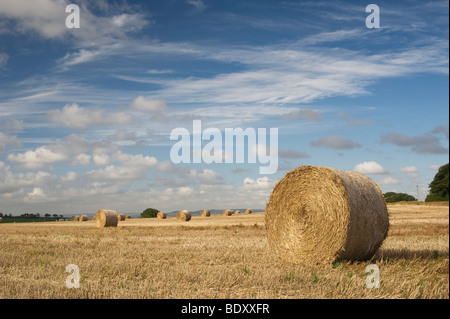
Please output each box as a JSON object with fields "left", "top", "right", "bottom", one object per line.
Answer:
{"left": 177, "top": 210, "right": 191, "bottom": 221}
{"left": 95, "top": 209, "right": 119, "bottom": 228}
{"left": 265, "top": 165, "right": 389, "bottom": 265}
{"left": 201, "top": 210, "right": 211, "bottom": 217}
{"left": 157, "top": 212, "right": 167, "bottom": 219}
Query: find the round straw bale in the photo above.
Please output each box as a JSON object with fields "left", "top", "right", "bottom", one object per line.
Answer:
{"left": 201, "top": 209, "right": 211, "bottom": 217}
{"left": 117, "top": 214, "right": 126, "bottom": 221}
{"left": 95, "top": 209, "right": 119, "bottom": 228}
{"left": 91, "top": 215, "right": 96, "bottom": 221}
{"left": 265, "top": 165, "right": 389, "bottom": 265}
{"left": 125, "top": 215, "right": 131, "bottom": 219}
{"left": 223, "top": 209, "right": 233, "bottom": 216}
{"left": 72, "top": 216, "right": 79, "bottom": 221}
{"left": 79, "top": 215, "right": 88, "bottom": 221}
{"left": 0, "top": 217, "right": 3, "bottom": 223}
{"left": 234, "top": 210, "right": 241, "bottom": 215}
{"left": 157, "top": 211, "right": 167, "bottom": 219}
{"left": 244, "top": 209, "right": 253, "bottom": 214}
{"left": 177, "top": 210, "right": 191, "bottom": 221}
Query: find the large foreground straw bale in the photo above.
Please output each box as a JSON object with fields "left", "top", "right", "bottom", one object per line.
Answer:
{"left": 201, "top": 210, "right": 211, "bottom": 217}
{"left": 177, "top": 210, "right": 191, "bottom": 221}
{"left": 95, "top": 209, "right": 119, "bottom": 228}
{"left": 157, "top": 211, "right": 167, "bottom": 219}
{"left": 265, "top": 165, "right": 389, "bottom": 265}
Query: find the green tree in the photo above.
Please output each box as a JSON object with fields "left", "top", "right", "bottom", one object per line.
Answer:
{"left": 426, "top": 163, "right": 449, "bottom": 202}
{"left": 140, "top": 208, "right": 159, "bottom": 218}
{"left": 383, "top": 192, "right": 416, "bottom": 203}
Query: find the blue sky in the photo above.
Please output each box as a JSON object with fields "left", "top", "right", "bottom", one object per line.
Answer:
{"left": 0, "top": 0, "right": 448, "bottom": 215}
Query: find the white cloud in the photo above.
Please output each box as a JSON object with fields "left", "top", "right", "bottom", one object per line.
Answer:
{"left": 24, "top": 187, "right": 47, "bottom": 203}
{"left": 311, "top": 135, "right": 361, "bottom": 150}
{"left": 112, "top": 151, "right": 157, "bottom": 167}
{"left": 0, "top": 0, "right": 68, "bottom": 39}
{"left": 353, "top": 161, "right": 388, "bottom": 175}
{"left": 377, "top": 176, "right": 401, "bottom": 185}
{"left": 129, "top": 96, "right": 167, "bottom": 113}
{"left": 61, "top": 171, "right": 77, "bottom": 181}
{"left": 48, "top": 103, "right": 132, "bottom": 130}
{"left": 428, "top": 164, "right": 441, "bottom": 170}
{"left": 0, "top": 132, "right": 20, "bottom": 152}
{"left": 85, "top": 165, "right": 148, "bottom": 181}
{"left": 281, "top": 108, "right": 323, "bottom": 121}
{"left": 188, "top": 168, "right": 223, "bottom": 184}
{"left": 7, "top": 146, "right": 68, "bottom": 169}
{"left": 399, "top": 166, "right": 420, "bottom": 179}
{"left": 0, "top": 52, "right": 8, "bottom": 67}
{"left": 399, "top": 166, "right": 418, "bottom": 173}
{"left": 0, "top": 161, "right": 55, "bottom": 195}
{"left": 92, "top": 153, "right": 110, "bottom": 166}
{"left": 73, "top": 153, "right": 91, "bottom": 165}
{"left": 242, "top": 176, "right": 274, "bottom": 190}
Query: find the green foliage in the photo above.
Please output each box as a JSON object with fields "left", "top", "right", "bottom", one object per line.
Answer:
{"left": 383, "top": 192, "right": 416, "bottom": 203}
{"left": 140, "top": 208, "right": 159, "bottom": 218}
{"left": 426, "top": 163, "right": 449, "bottom": 202}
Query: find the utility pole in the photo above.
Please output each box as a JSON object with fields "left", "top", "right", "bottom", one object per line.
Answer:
{"left": 416, "top": 185, "right": 420, "bottom": 202}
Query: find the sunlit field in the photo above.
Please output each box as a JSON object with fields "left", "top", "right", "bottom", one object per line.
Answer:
{"left": 0, "top": 204, "right": 448, "bottom": 299}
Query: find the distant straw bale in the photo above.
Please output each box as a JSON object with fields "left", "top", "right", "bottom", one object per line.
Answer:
{"left": 201, "top": 210, "right": 211, "bottom": 217}
{"left": 95, "top": 209, "right": 119, "bottom": 228}
{"left": 72, "top": 216, "right": 79, "bottom": 221}
{"left": 223, "top": 210, "right": 233, "bottom": 216}
{"left": 177, "top": 210, "right": 191, "bottom": 221}
{"left": 265, "top": 165, "right": 389, "bottom": 265}
{"left": 157, "top": 211, "right": 167, "bottom": 219}
{"left": 79, "top": 215, "right": 88, "bottom": 221}
{"left": 244, "top": 209, "right": 253, "bottom": 214}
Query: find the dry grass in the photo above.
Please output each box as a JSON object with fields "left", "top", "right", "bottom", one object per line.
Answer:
{"left": 0, "top": 205, "right": 448, "bottom": 299}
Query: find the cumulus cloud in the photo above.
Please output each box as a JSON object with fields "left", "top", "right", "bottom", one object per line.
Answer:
{"left": 377, "top": 176, "right": 401, "bottom": 185}
{"left": 399, "top": 166, "right": 420, "bottom": 179}
{"left": 278, "top": 149, "right": 310, "bottom": 159}
{"left": 337, "top": 111, "right": 374, "bottom": 126}
{"left": 112, "top": 151, "right": 157, "bottom": 167}
{"left": 242, "top": 176, "right": 274, "bottom": 190}
{"left": 432, "top": 124, "right": 449, "bottom": 139}
{"left": 428, "top": 164, "right": 442, "bottom": 170}
{"left": 0, "top": 161, "right": 55, "bottom": 195}
{"left": 7, "top": 146, "right": 68, "bottom": 169}
{"left": 129, "top": 96, "right": 167, "bottom": 113}
{"left": 381, "top": 131, "right": 448, "bottom": 154}
{"left": 353, "top": 161, "right": 387, "bottom": 174}
{"left": 0, "top": 0, "right": 149, "bottom": 44}
{"left": 0, "top": 52, "right": 8, "bottom": 67}
{"left": 0, "top": 132, "right": 20, "bottom": 152}
{"left": 85, "top": 165, "right": 148, "bottom": 181}
{"left": 310, "top": 135, "right": 361, "bottom": 150}
{"left": 47, "top": 103, "right": 132, "bottom": 130}
{"left": 281, "top": 108, "right": 323, "bottom": 121}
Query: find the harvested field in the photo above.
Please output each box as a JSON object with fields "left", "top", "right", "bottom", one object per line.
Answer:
{"left": 0, "top": 205, "right": 447, "bottom": 299}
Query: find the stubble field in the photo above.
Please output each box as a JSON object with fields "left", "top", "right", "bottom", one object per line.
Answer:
{"left": 0, "top": 204, "right": 448, "bottom": 299}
